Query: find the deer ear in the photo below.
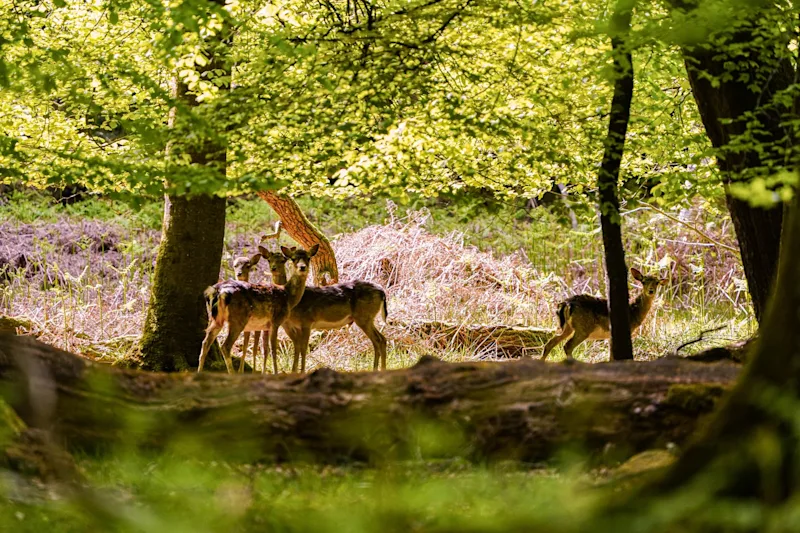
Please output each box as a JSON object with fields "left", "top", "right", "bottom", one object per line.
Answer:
{"left": 630, "top": 268, "right": 643, "bottom": 281}
{"left": 659, "top": 278, "right": 668, "bottom": 285}
{"left": 281, "top": 245, "right": 292, "bottom": 258}
{"left": 309, "top": 244, "right": 320, "bottom": 257}
{"left": 258, "top": 245, "right": 269, "bottom": 256}
{"left": 249, "top": 253, "right": 262, "bottom": 266}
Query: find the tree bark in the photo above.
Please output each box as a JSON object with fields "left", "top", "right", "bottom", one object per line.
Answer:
{"left": 257, "top": 191, "right": 339, "bottom": 285}
{"left": 137, "top": 2, "right": 231, "bottom": 371}
{"left": 643, "top": 191, "right": 800, "bottom": 497}
{"left": 138, "top": 196, "right": 226, "bottom": 371}
{"left": 597, "top": 1, "right": 635, "bottom": 361}
{"left": 680, "top": 12, "right": 793, "bottom": 323}
{"left": 597, "top": 191, "right": 800, "bottom": 529}
{"left": 1, "top": 333, "right": 740, "bottom": 464}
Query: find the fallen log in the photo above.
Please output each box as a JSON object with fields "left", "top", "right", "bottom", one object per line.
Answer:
{"left": 398, "top": 319, "right": 553, "bottom": 358}
{"left": 0, "top": 333, "right": 740, "bottom": 464}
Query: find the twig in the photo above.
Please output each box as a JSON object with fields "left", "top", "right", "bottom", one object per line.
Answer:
{"left": 632, "top": 200, "right": 738, "bottom": 253}
{"left": 674, "top": 325, "right": 727, "bottom": 354}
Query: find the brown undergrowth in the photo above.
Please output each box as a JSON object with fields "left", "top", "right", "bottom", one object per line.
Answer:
{"left": 1, "top": 201, "right": 753, "bottom": 369}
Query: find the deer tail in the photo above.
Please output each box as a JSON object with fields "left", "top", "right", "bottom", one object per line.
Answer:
{"left": 204, "top": 286, "right": 231, "bottom": 327}
{"left": 556, "top": 301, "right": 569, "bottom": 330}
{"left": 381, "top": 292, "right": 388, "bottom": 323}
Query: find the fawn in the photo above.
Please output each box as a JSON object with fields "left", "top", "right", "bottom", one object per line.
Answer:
{"left": 232, "top": 253, "right": 262, "bottom": 282}
{"left": 541, "top": 268, "right": 668, "bottom": 361}
{"left": 231, "top": 253, "right": 262, "bottom": 371}
{"left": 199, "top": 244, "right": 319, "bottom": 374}
{"left": 285, "top": 281, "right": 388, "bottom": 372}
{"left": 236, "top": 247, "right": 290, "bottom": 373}
{"left": 267, "top": 255, "right": 388, "bottom": 372}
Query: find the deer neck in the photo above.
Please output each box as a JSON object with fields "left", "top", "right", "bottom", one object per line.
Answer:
{"left": 629, "top": 292, "right": 655, "bottom": 330}
{"left": 272, "top": 269, "right": 287, "bottom": 286}
{"left": 284, "top": 271, "right": 308, "bottom": 309}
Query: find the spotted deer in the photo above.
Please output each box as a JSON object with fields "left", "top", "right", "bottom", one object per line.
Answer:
{"left": 542, "top": 268, "right": 668, "bottom": 361}
{"left": 232, "top": 253, "right": 262, "bottom": 283}
{"left": 199, "top": 245, "right": 319, "bottom": 374}
{"left": 266, "top": 253, "right": 388, "bottom": 372}
{"left": 236, "top": 247, "right": 290, "bottom": 373}
{"left": 230, "top": 253, "right": 262, "bottom": 370}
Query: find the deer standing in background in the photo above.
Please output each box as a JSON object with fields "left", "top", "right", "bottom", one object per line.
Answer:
{"left": 268, "top": 254, "right": 388, "bottom": 372}
{"left": 231, "top": 253, "right": 262, "bottom": 369}
{"left": 542, "top": 268, "right": 668, "bottom": 361}
{"left": 199, "top": 245, "right": 319, "bottom": 374}
{"left": 236, "top": 248, "right": 290, "bottom": 373}
{"left": 286, "top": 281, "right": 388, "bottom": 372}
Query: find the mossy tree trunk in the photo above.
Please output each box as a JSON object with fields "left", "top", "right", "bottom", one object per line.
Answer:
{"left": 257, "top": 191, "right": 338, "bottom": 285}
{"left": 680, "top": 9, "right": 793, "bottom": 323}
{"left": 597, "top": 0, "right": 634, "bottom": 361}
{"left": 603, "top": 190, "right": 800, "bottom": 525}
{"left": 139, "top": 196, "right": 226, "bottom": 371}
{"left": 138, "top": 2, "right": 230, "bottom": 371}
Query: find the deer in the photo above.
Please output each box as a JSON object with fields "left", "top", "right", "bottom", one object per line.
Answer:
{"left": 236, "top": 247, "right": 290, "bottom": 373}
{"left": 541, "top": 268, "right": 668, "bottom": 361}
{"left": 265, "top": 258, "right": 388, "bottom": 372}
{"left": 230, "top": 252, "right": 263, "bottom": 371}
{"left": 198, "top": 244, "right": 319, "bottom": 374}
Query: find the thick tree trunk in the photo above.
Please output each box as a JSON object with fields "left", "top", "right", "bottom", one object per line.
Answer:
{"left": 257, "top": 191, "right": 339, "bottom": 285}
{"left": 139, "top": 196, "right": 226, "bottom": 371}
{"left": 1, "top": 334, "right": 739, "bottom": 464}
{"left": 138, "top": 2, "right": 231, "bottom": 371}
{"left": 681, "top": 14, "right": 793, "bottom": 322}
{"left": 633, "top": 192, "right": 800, "bottom": 501}
{"left": 597, "top": 2, "right": 634, "bottom": 361}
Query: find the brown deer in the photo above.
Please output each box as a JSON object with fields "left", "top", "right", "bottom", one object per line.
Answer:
{"left": 266, "top": 255, "right": 388, "bottom": 372}
{"left": 199, "top": 245, "right": 319, "bottom": 374}
{"left": 232, "top": 253, "right": 261, "bottom": 282}
{"left": 231, "top": 253, "right": 262, "bottom": 371}
{"left": 236, "top": 247, "right": 290, "bottom": 373}
{"left": 542, "top": 268, "right": 668, "bottom": 361}
{"left": 287, "top": 281, "right": 389, "bottom": 372}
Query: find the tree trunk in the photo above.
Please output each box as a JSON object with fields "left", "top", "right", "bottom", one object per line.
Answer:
{"left": 597, "top": 1, "right": 635, "bottom": 361}
{"left": 137, "top": 2, "right": 231, "bottom": 371}
{"left": 138, "top": 196, "right": 226, "bottom": 371}
{"left": 1, "top": 333, "right": 739, "bottom": 464}
{"left": 681, "top": 14, "right": 793, "bottom": 323}
{"left": 602, "top": 191, "right": 800, "bottom": 525}
{"left": 257, "top": 191, "right": 339, "bottom": 285}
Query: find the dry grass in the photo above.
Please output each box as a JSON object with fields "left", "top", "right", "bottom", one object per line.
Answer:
{"left": 1, "top": 199, "right": 754, "bottom": 370}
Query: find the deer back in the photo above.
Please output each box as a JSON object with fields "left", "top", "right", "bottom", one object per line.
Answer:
{"left": 287, "top": 281, "right": 386, "bottom": 329}
{"left": 214, "top": 280, "right": 290, "bottom": 331}
{"left": 562, "top": 294, "right": 610, "bottom": 337}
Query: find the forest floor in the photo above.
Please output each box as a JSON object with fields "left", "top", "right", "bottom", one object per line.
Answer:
{"left": 1, "top": 191, "right": 754, "bottom": 369}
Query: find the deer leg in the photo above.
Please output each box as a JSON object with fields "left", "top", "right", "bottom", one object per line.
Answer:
{"left": 269, "top": 324, "right": 280, "bottom": 374}
{"left": 198, "top": 324, "right": 223, "bottom": 372}
{"left": 299, "top": 325, "right": 312, "bottom": 373}
{"left": 249, "top": 331, "right": 261, "bottom": 373}
{"left": 238, "top": 331, "right": 251, "bottom": 373}
{"left": 542, "top": 323, "right": 574, "bottom": 361}
{"left": 358, "top": 320, "right": 387, "bottom": 371}
{"left": 562, "top": 329, "right": 589, "bottom": 361}
{"left": 261, "top": 326, "right": 272, "bottom": 374}
{"left": 220, "top": 322, "right": 245, "bottom": 374}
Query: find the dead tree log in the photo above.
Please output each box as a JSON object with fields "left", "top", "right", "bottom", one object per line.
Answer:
{"left": 0, "top": 334, "right": 740, "bottom": 464}
{"left": 398, "top": 320, "right": 553, "bottom": 358}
